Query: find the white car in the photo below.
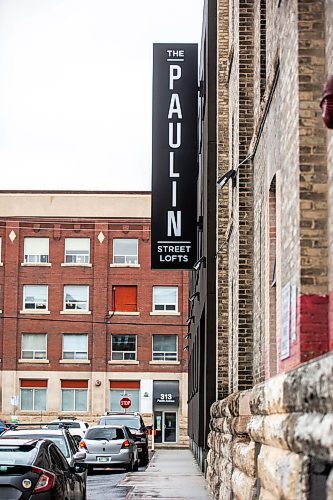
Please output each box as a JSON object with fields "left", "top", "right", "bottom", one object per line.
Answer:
{"left": 45, "top": 418, "right": 89, "bottom": 440}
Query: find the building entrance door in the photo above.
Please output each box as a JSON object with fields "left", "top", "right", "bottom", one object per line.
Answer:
{"left": 153, "top": 411, "right": 177, "bottom": 443}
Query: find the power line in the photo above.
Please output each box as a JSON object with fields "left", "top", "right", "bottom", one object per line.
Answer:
{"left": 0, "top": 314, "right": 187, "bottom": 328}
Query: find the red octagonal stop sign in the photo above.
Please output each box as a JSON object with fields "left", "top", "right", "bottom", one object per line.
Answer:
{"left": 119, "top": 397, "right": 132, "bottom": 409}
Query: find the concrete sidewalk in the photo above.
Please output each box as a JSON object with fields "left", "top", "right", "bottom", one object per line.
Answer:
{"left": 120, "top": 449, "right": 212, "bottom": 499}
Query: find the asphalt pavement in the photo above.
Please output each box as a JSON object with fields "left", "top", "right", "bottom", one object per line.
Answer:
{"left": 120, "top": 449, "right": 211, "bottom": 499}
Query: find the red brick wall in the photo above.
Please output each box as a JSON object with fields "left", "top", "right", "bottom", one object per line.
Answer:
{"left": 0, "top": 219, "right": 188, "bottom": 374}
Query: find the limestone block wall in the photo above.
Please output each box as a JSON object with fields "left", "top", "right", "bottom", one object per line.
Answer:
{"left": 207, "top": 351, "right": 333, "bottom": 499}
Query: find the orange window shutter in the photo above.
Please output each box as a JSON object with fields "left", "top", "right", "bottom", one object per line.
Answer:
{"left": 114, "top": 286, "right": 137, "bottom": 312}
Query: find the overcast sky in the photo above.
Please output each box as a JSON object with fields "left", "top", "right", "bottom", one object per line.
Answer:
{"left": 0, "top": 0, "right": 204, "bottom": 191}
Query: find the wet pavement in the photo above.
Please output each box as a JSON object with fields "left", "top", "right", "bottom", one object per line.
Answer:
{"left": 120, "top": 449, "right": 211, "bottom": 499}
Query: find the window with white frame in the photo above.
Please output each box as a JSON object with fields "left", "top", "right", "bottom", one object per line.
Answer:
{"left": 62, "top": 334, "right": 88, "bottom": 360}
{"left": 64, "top": 286, "right": 89, "bottom": 311}
{"left": 153, "top": 287, "right": 178, "bottom": 312}
{"left": 24, "top": 238, "right": 49, "bottom": 264}
{"left": 62, "top": 389, "right": 87, "bottom": 411}
{"left": 20, "top": 386, "right": 47, "bottom": 411}
{"left": 152, "top": 335, "right": 178, "bottom": 361}
{"left": 23, "top": 285, "right": 48, "bottom": 310}
{"left": 113, "top": 239, "right": 138, "bottom": 265}
{"left": 65, "top": 238, "right": 90, "bottom": 264}
{"left": 21, "top": 334, "right": 47, "bottom": 360}
{"left": 112, "top": 335, "right": 136, "bottom": 361}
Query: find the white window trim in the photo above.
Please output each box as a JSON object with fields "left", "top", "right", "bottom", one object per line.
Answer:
{"left": 61, "top": 388, "right": 88, "bottom": 412}
{"left": 62, "top": 335, "right": 88, "bottom": 361}
{"left": 23, "top": 238, "right": 50, "bottom": 265}
{"left": 111, "top": 335, "right": 137, "bottom": 362}
{"left": 64, "top": 238, "right": 91, "bottom": 265}
{"left": 108, "top": 310, "right": 140, "bottom": 316}
{"left": 21, "top": 334, "right": 47, "bottom": 361}
{"left": 20, "top": 388, "right": 47, "bottom": 412}
{"left": 113, "top": 239, "right": 139, "bottom": 266}
{"left": 152, "top": 335, "right": 178, "bottom": 362}
{"left": 21, "top": 262, "right": 52, "bottom": 267}
{"left": 23, "top": 285, "right": 48, "bottom": 312}
{"left": 152, "top": 286, "right": 178, "bottom": 313}
{"left": 63, "top": 286, "right": 89, "bottom": 312}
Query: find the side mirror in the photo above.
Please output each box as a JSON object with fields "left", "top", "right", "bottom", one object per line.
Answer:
{"left": 74, "top": 451, "right": 86, "bottom": 462}
{"left": 71, "top": 463, "right": 88, "bottom": 473}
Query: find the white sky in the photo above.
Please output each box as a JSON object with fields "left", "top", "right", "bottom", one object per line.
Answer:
{"left": 0, "top": 0, "right": 204, "bottom": 191}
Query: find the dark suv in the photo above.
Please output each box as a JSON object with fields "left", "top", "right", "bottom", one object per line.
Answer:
{"left": 98, "top": 413, "right": 149, "bottom": 466}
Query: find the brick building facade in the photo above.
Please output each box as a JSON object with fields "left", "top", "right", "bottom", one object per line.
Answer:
{"left": 0, "top": 192, "right": 188, "bottom": 445}
{"left": 188, "top": 0, "right": 333, "bottom": 497}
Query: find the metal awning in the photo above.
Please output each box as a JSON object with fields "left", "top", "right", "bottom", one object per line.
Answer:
{"left": 153, "top": 381, "right": 179, "bottom": 407}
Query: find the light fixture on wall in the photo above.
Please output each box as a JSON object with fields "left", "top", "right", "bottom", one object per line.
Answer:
{"left": 217, "top": 169, "right": 237, "bottom": 189}
{"left": 95, "top": 380, "right": 102, "bottom": 386}
{"left": 143, "top": 392, "right": 150, "bottom": 398}
{"left": 185, "top": 331, "right": 192, "bottom": 340}
{"left": 186, "top": 315, "right": 195, "bottom": 325}
{"left": 193, "top": 256, "right": 206, "bottom": 271}
{"left": 183, "top": 345, "right": 189, "bottom": 351}
{"left": 189, "top": 291, "right": 200, "bottom": 303}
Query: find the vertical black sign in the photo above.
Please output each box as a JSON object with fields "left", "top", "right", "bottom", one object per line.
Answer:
{"left": 151, "top": 43, "right": 198, "bottom": 269}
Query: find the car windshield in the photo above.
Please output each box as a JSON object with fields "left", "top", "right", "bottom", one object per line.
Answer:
{"left": 103, "top": 418, "right": 140, "bottom": 430}
{"left": 0, "top": 445, "right": 37, "bottom": 465}
{"left": 86, "top": 428, "right": 125, "bottom": 440}
{"left": 5, "top": 434, "right": 69, "bottom": 458}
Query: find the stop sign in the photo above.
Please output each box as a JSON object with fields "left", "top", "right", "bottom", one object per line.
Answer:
{"left": 119, "top": 397, "right": 132, "bottom": 409}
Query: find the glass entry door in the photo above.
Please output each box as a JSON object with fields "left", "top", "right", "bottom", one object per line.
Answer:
{"left": 164, "top": 412, "right": 177, "bottom": 443}
{"left": 154, "top": 411, "right": 177, "bottom": 443}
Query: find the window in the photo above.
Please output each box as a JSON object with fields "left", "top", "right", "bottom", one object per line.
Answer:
{"left": 112, "top": 285, "right": 137, "bottom": 312}
{"left": 23, "top": 285, "right": 48, "bottom": 310}
{"left": 21, "top": 334, "right": 47, "bottom": 360}
{"left": 61, "top": 380, "right": 88, "bottom": 412}
{"left": 64, "top": 285, "right": 89, "bottom": 311}
{"left": 62, "top": 334, "right": 88, "bottom": 360}
{"left": 153, "top": 335, "right": 177, "bottom": 361}
{"left": 109, "top": 381, "right": 140, "bottom": 412}
{"left": 65, "top": 238, "right": 90, "bottom": 264}
{"left": 24, "top": 238, "right": 49, "bottom": 264}
{"left": 153, "top": 287, "right": 178, "bottom": 312}
{"left": 112, "top": 335, "right": 136, "bottom": 361}
{"left": 113, "top": 239, "right": 138, "bottom": 265}
{"left": 20, "top": 380, "right": 47, "bottom": 411}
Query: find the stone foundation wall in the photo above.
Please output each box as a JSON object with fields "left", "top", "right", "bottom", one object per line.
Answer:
{"left": 207, "top": 351, "right": 333, "bottom": 499}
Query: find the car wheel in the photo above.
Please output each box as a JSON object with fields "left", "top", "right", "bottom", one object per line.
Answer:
{"left": 133, "top": 459, "right": 139, "bottom": 472}
{"left": 140, "top": 451, "right": 149, "bottom": 466}
{"left": 88, "top": 465, "right": 94, "bottom": 475}
{"left": 125, "top": 456, "right": 134, "bottom": 472}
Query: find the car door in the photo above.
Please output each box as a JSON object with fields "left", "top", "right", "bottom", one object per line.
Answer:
{"left": 49, "top": 444, "right": 78, "bottom": 500}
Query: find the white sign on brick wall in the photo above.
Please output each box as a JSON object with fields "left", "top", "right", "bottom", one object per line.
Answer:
{"left": 281, "top": 283, "right": 291, "bottom": 360}
{"left": 290, "top": 284, "right": 297, "bottom": 342}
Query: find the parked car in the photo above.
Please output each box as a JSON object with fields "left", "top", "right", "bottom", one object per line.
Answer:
{"left": 0, "top": 437, "right": 87, "bottom": 499}
{"left": 45, "top": 417, "right": 89, "bottom": 441}
{"left": 1, "top": 426, "right": 87, "bottom": 486}
{"left": 79, "top": 425, "right": 139, "bottom": 472}
{"left": 98, "top": 413, "right": 149, "bottom": 466}
{"left": 0, "top": 420, "right": 8, "bottom": 435}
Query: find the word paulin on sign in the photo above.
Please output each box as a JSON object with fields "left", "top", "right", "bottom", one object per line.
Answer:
{"left": 151, "top": 44, "right": 198, "bottom": 270}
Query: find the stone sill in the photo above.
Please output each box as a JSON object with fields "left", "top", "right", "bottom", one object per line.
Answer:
{"left": 110, "top": 264, "right": 140, "bottom": 268}
{"left": 108, "top": 360, "right": 139, "bottom": 365}
{"left": 149, "top": 361, "right": 180, "bottom": 365}
{"left": 59, "top": 359, "right": 91, "bottom": 364}
{"left": 109, "top": 311, "right": 140, "bottom": 316}
{"left": 21, "top": 263, "right": 52, "bottom": 267}
{"left": 20, "top": 310, "right": 50, "bottom": 315}
{"left": 60, "top": 310, "right": 91, "bottom": 315}
{"left": 61, "top": 263, "right": 92, "bottom": 268}
{"left": 18, "top": 359, "right": 50, "bottom": 364}
{"left": 149, "top": 311, "right": 180, "bottom": 316}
